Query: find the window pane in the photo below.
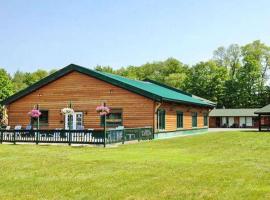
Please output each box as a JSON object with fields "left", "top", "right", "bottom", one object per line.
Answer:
{"left": 203, "top": 113, "right": 208, "bottom": 126}
{"left": 31, "top": 110, "right": 49, "bottom": 127}
{"left": 177, "top": 111, "right": 183, "bottom": 128}
{"left": 192, "top": 112, "right": 197, "bottom": 127}
{"left": 157, "top": 109, "right": 165, "bottom": 130}
{"left": 76, "top": 113, "right": 83, "bottom": 127}
{"left": 101, "top": 109, "right": 122, "bottom": 127}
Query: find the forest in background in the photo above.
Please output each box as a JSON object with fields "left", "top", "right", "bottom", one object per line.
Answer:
{"left": 0, "top": 40, "right": 269, "bottom": 110}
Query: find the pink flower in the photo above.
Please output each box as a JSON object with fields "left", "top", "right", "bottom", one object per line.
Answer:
{"left": 28, "top": 109, "right": 41, "bottom": 118}
{"left": 96, "top": 105, "right": 110, "bottom": 115}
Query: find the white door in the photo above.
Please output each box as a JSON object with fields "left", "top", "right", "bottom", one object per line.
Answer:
{"left": 240, "top": 117, "right": 245, "bottom": 127}
{"left": 246, "top": 117, "right": 252, "bottom": 127}
{"left": 229, "top": 117, "right": 234, "bottom": 127}
{"left": 222, "top": 117, "right": 227, "bottom": 126}
{"left": 65, "top": 112, "right": 83, "bottom": 130}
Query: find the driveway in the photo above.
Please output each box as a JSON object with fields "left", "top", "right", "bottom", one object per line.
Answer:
{"left": 208, "top": 128, "right": 258, "bottom": 132}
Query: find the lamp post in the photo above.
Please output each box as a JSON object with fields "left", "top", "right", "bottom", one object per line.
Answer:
{"left": 68, "top": 101, "right": 72, "bottom": 130}
{"left": 104, "top": 103, "right": 107, "bottom": 148}
{"left": 96, "top": 103, "right": 110, "bottom": 148}
{"left": 36, "top": 104, "right": 40, "bottom": 130}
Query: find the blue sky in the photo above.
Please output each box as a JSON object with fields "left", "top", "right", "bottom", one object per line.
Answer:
{"left": 1, "top": 0, "right": 270, "bottom": 74}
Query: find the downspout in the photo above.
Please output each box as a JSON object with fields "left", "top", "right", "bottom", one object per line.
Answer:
{"left": 153, "top": 101, "right": 162, "bottom": 134}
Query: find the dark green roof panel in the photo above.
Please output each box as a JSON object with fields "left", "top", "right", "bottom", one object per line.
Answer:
{"left": 100, "top": 72, "right": 212, "bottom": 106}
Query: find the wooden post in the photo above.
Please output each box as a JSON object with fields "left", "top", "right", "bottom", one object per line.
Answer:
{"left": 259, "top": 114, "right": 261, "bottom": 132}
{"left": 35, "top": 130, "right": 39, "bottom": 145}
{"left": 68, "top": 115, "right": 72, "bottom": 146}
{"left": 104, "top": 114, "right": 106, "bottom": 148}
{"left": 122, "top": 129, "right": 125, "bottom": 144}
{"left": 37, "top": 104, "right": 40, "bottom": 130}
{"left": 268, "top": 115, "right": 270, "bottom": 131}
{"left": 13, "top": 131, "right": 16, "bottom": 145}
{"left": 68, "top": 130, "right": 72, "bottom": 146}
{"left": 0, "top": 129, "right": 3, "bottom": 144}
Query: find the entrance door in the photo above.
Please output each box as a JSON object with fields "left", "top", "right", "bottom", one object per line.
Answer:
{"left": 240, "top": 117, "right": 245, "bottom": 127}
{"left": 228, "top": 117, "right": 234, "bottom": 127}
{"left": 216, "top": 117, "right": 221, "bottom": 127}
{"left": 65, "top": 112, "right": 83, "bottom": 130}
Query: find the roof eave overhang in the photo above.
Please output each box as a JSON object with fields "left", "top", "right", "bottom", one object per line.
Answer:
{"left": 162, "top": 97, "right": 215, "bottom": 108}
{"left": 254, "top": 112, "right": 270, "bottom": 115}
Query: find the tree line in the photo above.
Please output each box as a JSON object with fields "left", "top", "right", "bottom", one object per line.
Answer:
{"left": 0, "top": 40, "right": 269, "bottom": 111}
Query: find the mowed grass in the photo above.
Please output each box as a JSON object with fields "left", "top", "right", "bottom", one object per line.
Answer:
{"left": 0, "top": 131, "right": 270, "bottom": 200}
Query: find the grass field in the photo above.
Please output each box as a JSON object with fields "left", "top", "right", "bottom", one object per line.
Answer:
{"left": 0, "top": 131, "right": 270, "bottom": 200}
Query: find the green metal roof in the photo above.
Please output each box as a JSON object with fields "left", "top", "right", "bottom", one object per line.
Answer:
{"left": 254, "top": 104, "right": 270, "bottom": 114}
{"left": 209, "top": 108, "right": 259, "bottom": 117}
{"left": 100, "top": 72, "right": 213, "bottom": 106}
{"left": 1, "top": 64, "right": 214, "bottom": 107}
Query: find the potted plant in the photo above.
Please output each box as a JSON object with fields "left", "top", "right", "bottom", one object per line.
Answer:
{"left": 28, "top": 107, "right": 41, "bottom": 129}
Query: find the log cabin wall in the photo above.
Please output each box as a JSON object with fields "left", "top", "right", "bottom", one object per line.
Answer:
{"left": 154, "top": 102, "right": 210, "bottom": 132}
{"left": 7, "top": 71, "right": 155, "bottom": 129}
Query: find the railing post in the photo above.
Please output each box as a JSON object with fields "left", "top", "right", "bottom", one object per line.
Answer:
{"left": 35, "top": 130, "right": 39, "bottom": 145}
{"left": 68, "top": 130, "right": 72, "bottom": 146}
{"left": 103, "top": 130, "right": 106, "bottom": 148}
{"left": 104, "top": 117, "right": 106, "bottom": 148}
{"left": 0, "top": 129, "right": 3, "bottom": 144}
{"left": 122, "top": 129, "right": 125, "bottom": 144}
{"left": 13, "top": 131, "right": 16, "bottom": 145}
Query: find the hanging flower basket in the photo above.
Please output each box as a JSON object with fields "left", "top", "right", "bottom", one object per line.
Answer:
{"left": 28, "top": 109, "right": 41, "bottom": 118}
{"left": 61, "top": 108, "right": 74, "bottom": 115}
{"left": 96, "top": 105, "right": 110, "bottom": 116}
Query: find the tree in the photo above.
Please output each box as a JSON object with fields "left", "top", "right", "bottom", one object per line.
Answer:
{"left": 238, "top": 40, "right": 270, "bottom": 107}
{"left": 185, "top": 61, "right": 228, "bottom": 107}
{"left": 213, "top": 44, "right": 241, "bottom": 78}
{"left": 24, "top": 70, "right": 48, "bottom": 86}
{"left": 0, "top": 68, "right": 14, "bottom": 126}
{"left": 13, "top": 69, "right": 49, "bottom": 92}
{"left": 95, "top": 65, "right": 114, "bottom": 74}
{"left": 0, "top": 69, "right": 14, "bottom": 102}
{"left": 12, "top": 70, "right": 28, "bottom": 92}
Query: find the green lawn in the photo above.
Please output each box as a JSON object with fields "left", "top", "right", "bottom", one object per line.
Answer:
{"left": 0, "top": 131, "right": 270, "bottom": 200}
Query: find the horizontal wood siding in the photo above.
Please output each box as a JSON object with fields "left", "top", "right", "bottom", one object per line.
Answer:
{"left": 155, "top": 102, "right": 210, "bottom": 132}
{"left": 8, "top": 71, "right": 154, "bottom": 129}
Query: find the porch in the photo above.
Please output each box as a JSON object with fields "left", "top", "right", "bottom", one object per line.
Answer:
{"left": 0, "top": 127, "right": 153, "bottom": 146}
{"left": 255, "top": 104, "right": 270, "bottom": 132}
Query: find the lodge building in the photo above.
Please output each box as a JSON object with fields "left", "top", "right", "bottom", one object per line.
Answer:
{"left": 1, "top": 64, "right": 215, "bottom": 136}
{"left": 209, "top": 109, "right": 259, "bottom": 128}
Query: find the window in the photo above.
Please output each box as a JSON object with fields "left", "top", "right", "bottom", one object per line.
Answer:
{"left": 252, "top": 117, "right": 258, "bottom": 127}
{"left": 157, "top": 109, "right": 165, "bottom": 130}
{"left": 31, "top": 110, "right": 49, "bottom": 127}
{"left": 101, "top": 108, "right": 122, "bottom": 127}
{"left": 191, "top": 112, "right": 197, "bottom": 128}
{"left": 203, "top": 113, "right": 208, "bottom": 126}
{"left": 177, "top": 111, "right": 183, "bottom": 128}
